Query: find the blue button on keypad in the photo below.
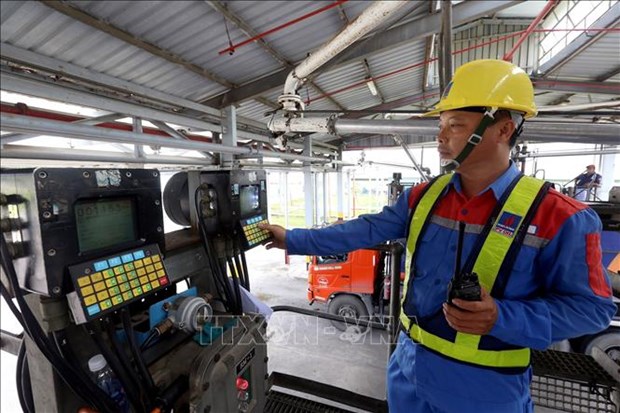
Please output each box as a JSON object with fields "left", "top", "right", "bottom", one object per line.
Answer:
{"left": 121, "top": 254, "right": 134, "bottom": 263}
{"left": 108, "top": 257, "right": 122, "bottom": 267}
{"left": 132, "top": 250, "right": 145, "bottom": 260}
{"left": 87, "top": 304, "right": 101, "bottom": 315}
{"left": 93, "top": 260, "right": 109, "bottom": 271}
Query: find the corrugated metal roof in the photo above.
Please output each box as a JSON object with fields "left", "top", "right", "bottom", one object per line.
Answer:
{"left": 2, "top": 1, "right": 617, "bottom": 148}
{"left": 548, "top": 30, "right": 620, "bottom": 81}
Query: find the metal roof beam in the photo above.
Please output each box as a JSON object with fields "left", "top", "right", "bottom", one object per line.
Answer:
{"left": 205, "top": 0, "right": 347, "bottom": 111}
{"left": 39, "top": 0, "right": 236, "bottom": 88}
{"left": 536, "top": 2, "right": 620, "bottom": 76}
{"left": 201, "top": 0, "right": 521, "bottom": 107}
{"left": 531, "top": 78, "right": 620, "bottom": 95}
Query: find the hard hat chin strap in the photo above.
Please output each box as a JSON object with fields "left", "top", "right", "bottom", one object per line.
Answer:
{"left": 441, "top": 108, "right": 498, "bottom": 173}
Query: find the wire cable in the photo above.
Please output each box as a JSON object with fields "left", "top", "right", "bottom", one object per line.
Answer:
{"left": 16, "top": 339, "right": 35, "bottom": 413}
{"left": 121, "top": 309, "right": 158, "bottom": 400}
{"left": 0, "top": 237, "right": 117, "bottom": 412}
{"left": 226, "top": 256, "right": 243, "bottom": 314}
{"left": 102, "top": 319, "right": 149, "bottom": 411}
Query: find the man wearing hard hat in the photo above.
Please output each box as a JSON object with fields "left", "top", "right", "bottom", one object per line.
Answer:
{"left": 260, "top": 60, "right": 616, "bottom": 413}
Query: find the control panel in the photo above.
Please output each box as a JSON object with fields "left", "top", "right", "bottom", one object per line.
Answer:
{"left": 0, "top": 168, "right": 165, "bottom": 296}
{"left": 239, "top": 214, "right": 272, "bottom": 250}
{"left": 164, "top": 169, "right": 272, "bottom": 250}
{"left": 69, "top": 244, "right": 170, "bottom": 320}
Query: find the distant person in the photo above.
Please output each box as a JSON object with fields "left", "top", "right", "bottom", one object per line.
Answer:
{"left": 574, "top": 164, "right": 602, "bottom": 201}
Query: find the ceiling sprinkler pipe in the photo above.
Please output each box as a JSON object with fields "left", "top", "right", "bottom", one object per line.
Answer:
{"left": 281, "top": 1, "right": 409, "bottom": 110}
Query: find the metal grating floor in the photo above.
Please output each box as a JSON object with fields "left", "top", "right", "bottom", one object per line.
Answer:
{"left": 265, "top": 390, "right": 356, "bottom": 413}
{"left": 531, "top": 350, "right": 618, "bottom": 413}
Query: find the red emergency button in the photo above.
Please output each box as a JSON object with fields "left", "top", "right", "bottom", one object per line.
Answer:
{"left": 236, "top": 377, "right": 249, "bottom": 391}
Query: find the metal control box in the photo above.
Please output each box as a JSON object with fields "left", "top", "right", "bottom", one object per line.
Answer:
{"left": 0, "top": 168, "right": 165, "bottom": 296}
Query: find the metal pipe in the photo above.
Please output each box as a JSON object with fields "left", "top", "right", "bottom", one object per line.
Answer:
{"left": 282, "top": 1, "right": 409, "bottom": 96}
{"left": 0, "top": 114, "right": 335, "bottom": 164}
{"left": 439, "top": 0, "right": 453, "bottom": 94}
{"left": 0, "top": 144, "right": 215, "bottom": 166}
{"left": 526, "top": 149, "right": 620, "bottom": 158}
{"left": 270, "top": 117, "right": 620, "bottom": 141}
{"left": 503, "top": 0, "right": 557, "bottom": 62}
{"left": 392, "top": 135, "right": 430, "bottom": 182}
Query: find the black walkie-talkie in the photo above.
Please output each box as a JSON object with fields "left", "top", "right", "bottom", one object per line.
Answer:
{"left": 447, "top": 221, "right": 482, "bottom": 304}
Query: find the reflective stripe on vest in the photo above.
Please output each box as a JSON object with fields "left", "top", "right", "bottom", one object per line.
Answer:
{"left": 400, "top": 175, "right": 546, "bottom": 368}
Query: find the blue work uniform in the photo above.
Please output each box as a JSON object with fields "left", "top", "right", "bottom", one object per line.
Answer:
{"left": 285, "top": 162, "right": 616, "bottom": 413}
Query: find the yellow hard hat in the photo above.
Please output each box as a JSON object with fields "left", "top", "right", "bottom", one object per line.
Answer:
{"left": 425, "top": 59, "right": 537, "bottom": 118}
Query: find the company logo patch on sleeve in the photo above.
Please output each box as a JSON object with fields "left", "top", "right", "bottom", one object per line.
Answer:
{"left": 493, "top": 212, "right": 523, "bottom": 238}
{"left": 586, "top": 233, "right": 611, "bottom": 297}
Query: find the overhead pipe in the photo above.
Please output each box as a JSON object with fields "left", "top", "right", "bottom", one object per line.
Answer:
{"left": 503, "top": 0, "right": 558, "bottom": 62}
{"left": 269, "top": 116, "right": 620, "bottom": 141}
{"left": 279, "top": 1, "right": 409, "bottom": 111}
{"left": 0, "top": 113, "right": 337, "bottom": 164}
{"left": 0, "top": 145, "right": 216, "bottom": 166}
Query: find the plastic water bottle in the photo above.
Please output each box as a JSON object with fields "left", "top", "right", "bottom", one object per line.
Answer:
{"left": 88, "top": 354, "right": 130, "bottom": 413}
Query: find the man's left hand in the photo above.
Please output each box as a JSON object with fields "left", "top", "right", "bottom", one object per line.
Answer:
{"left": 443, "top": 287, "right": 498, "bottom": 335}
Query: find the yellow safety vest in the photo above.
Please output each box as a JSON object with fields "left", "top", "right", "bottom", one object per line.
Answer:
{"left": 400, "top": 174, "right": 546, "bottom": 368}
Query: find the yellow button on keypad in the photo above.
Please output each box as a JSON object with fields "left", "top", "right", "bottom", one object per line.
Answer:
{"left": 154, "top": 262, "right": 163, "bottom": 270}
{"left": 90, "top": 272, "right": 103, "bottom": 283}
{"left": 81, "top": 285, "right": 94, "bottom": 297}
{"left": 132, "top": 287, "right": 143, "bottom": 296}
{"left": 151, "top": 255, "right": 161, "bottom": 262}
{"left": 105, "top": 278, "right": 118, "bottom": 288}
{"left": 111, "top": 295, "right": 123, "bottom": 306}
{"left": 109, "top": 286, "right": 120, "bottom": 296}
{"left": 120, "top": 282, "right": 130, "bottom": 292}
{"left": 84, "top": 295, "right": 97, "bottom": 306}
{"left": 94, "top": 281, "right": 106, "bottom": 292}
{"left": 151, "top": 280, "right": 160, "bottom": 289}
{"left": 113, "top": 266, "right": 124, "bottom": 275}
{"left": 143, "top": 283, "right": 152, "bottom": 292}
{"left": 157, "top": 270, "right": 166, "bottom": 278}
{"left": 145, "top": 265, "right": 155, "bottom": 273}
{"left": 134, "top": 259, "right": 144, "bottom": 268}
{"left": 148, "top": 272, "right": 157, "bottom": 281}
{"left": 100, "top": 299, "right": 112, "bottom": 310}
{"left": 122, "top": 291, "right": 133, "bottom": 301}
{"left": 139, "top": 276, "right": 148, "bottom": 285}
{"left": 124, "top": 263, "right": 134, "bottom": 272}
{"left": 117, "top": 274, "right": 128, "bottom": 283}
{"left": 103, "top": 269, "right": 115, "bottom": 279}
{"left": 77, "top": 276, "right": 91, "bottom": 287}
{"left": 136, "top": 268, "right": 146, "bottom": 277}
{"left": 143, "top": 257, "right": 152, "bottom": 265}
{"left": 97, "top": 291, "right": 109, "bottom": 301}
{"left": 127, "top": 270, "right": 137, "bottom": 279}
{"left": 130, "top": 279, "right": 140, "bottom": 288}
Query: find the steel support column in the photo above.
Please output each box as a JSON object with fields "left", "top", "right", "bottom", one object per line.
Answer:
{"left": 303, "top": 138, "right": 315, "bottom": 228}
{"left": 439, "top": 0, "right": 453, "bottom": 94}
{"left": 221, "top": 106, "right": 238, "bottom": 167}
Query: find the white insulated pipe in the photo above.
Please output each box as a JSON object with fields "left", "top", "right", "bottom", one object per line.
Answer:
{"left": 282, "top": 1, "right": 409, "bottom": 96}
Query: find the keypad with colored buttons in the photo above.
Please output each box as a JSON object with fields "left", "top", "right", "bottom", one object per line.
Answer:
{"left": 239, "top": 214, "right": 273, "bottom": 250}
{"left": 69, "top": 244, "right": 170, "bottom": 320}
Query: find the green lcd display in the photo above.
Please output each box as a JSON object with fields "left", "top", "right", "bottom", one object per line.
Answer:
{"left": 74, "top": 197, "right": 138, "bottom": 253}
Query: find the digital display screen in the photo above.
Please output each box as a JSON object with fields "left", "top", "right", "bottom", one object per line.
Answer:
{"left": 239, "top": 185, "right": 260, "bottom": 216}
{"left": 75, "top": 198, "right": 138, "bottom": 253}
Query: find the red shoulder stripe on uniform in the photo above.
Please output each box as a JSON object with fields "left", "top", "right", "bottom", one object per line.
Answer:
{"left": 586, "top": 232, "right": 612, "bottom": 297}
{"left": 408, "top": 182, "right": 430, "bottom": 208}
{"left": 530, "top": 188, "right": 588, "bottom": 240}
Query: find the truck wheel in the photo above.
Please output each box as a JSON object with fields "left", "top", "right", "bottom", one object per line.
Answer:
{"left": 328, "top": 295, "right": 369, "bottom": 332}
{"left": 584, "top": 331, "right": 620, "bottom": 365}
